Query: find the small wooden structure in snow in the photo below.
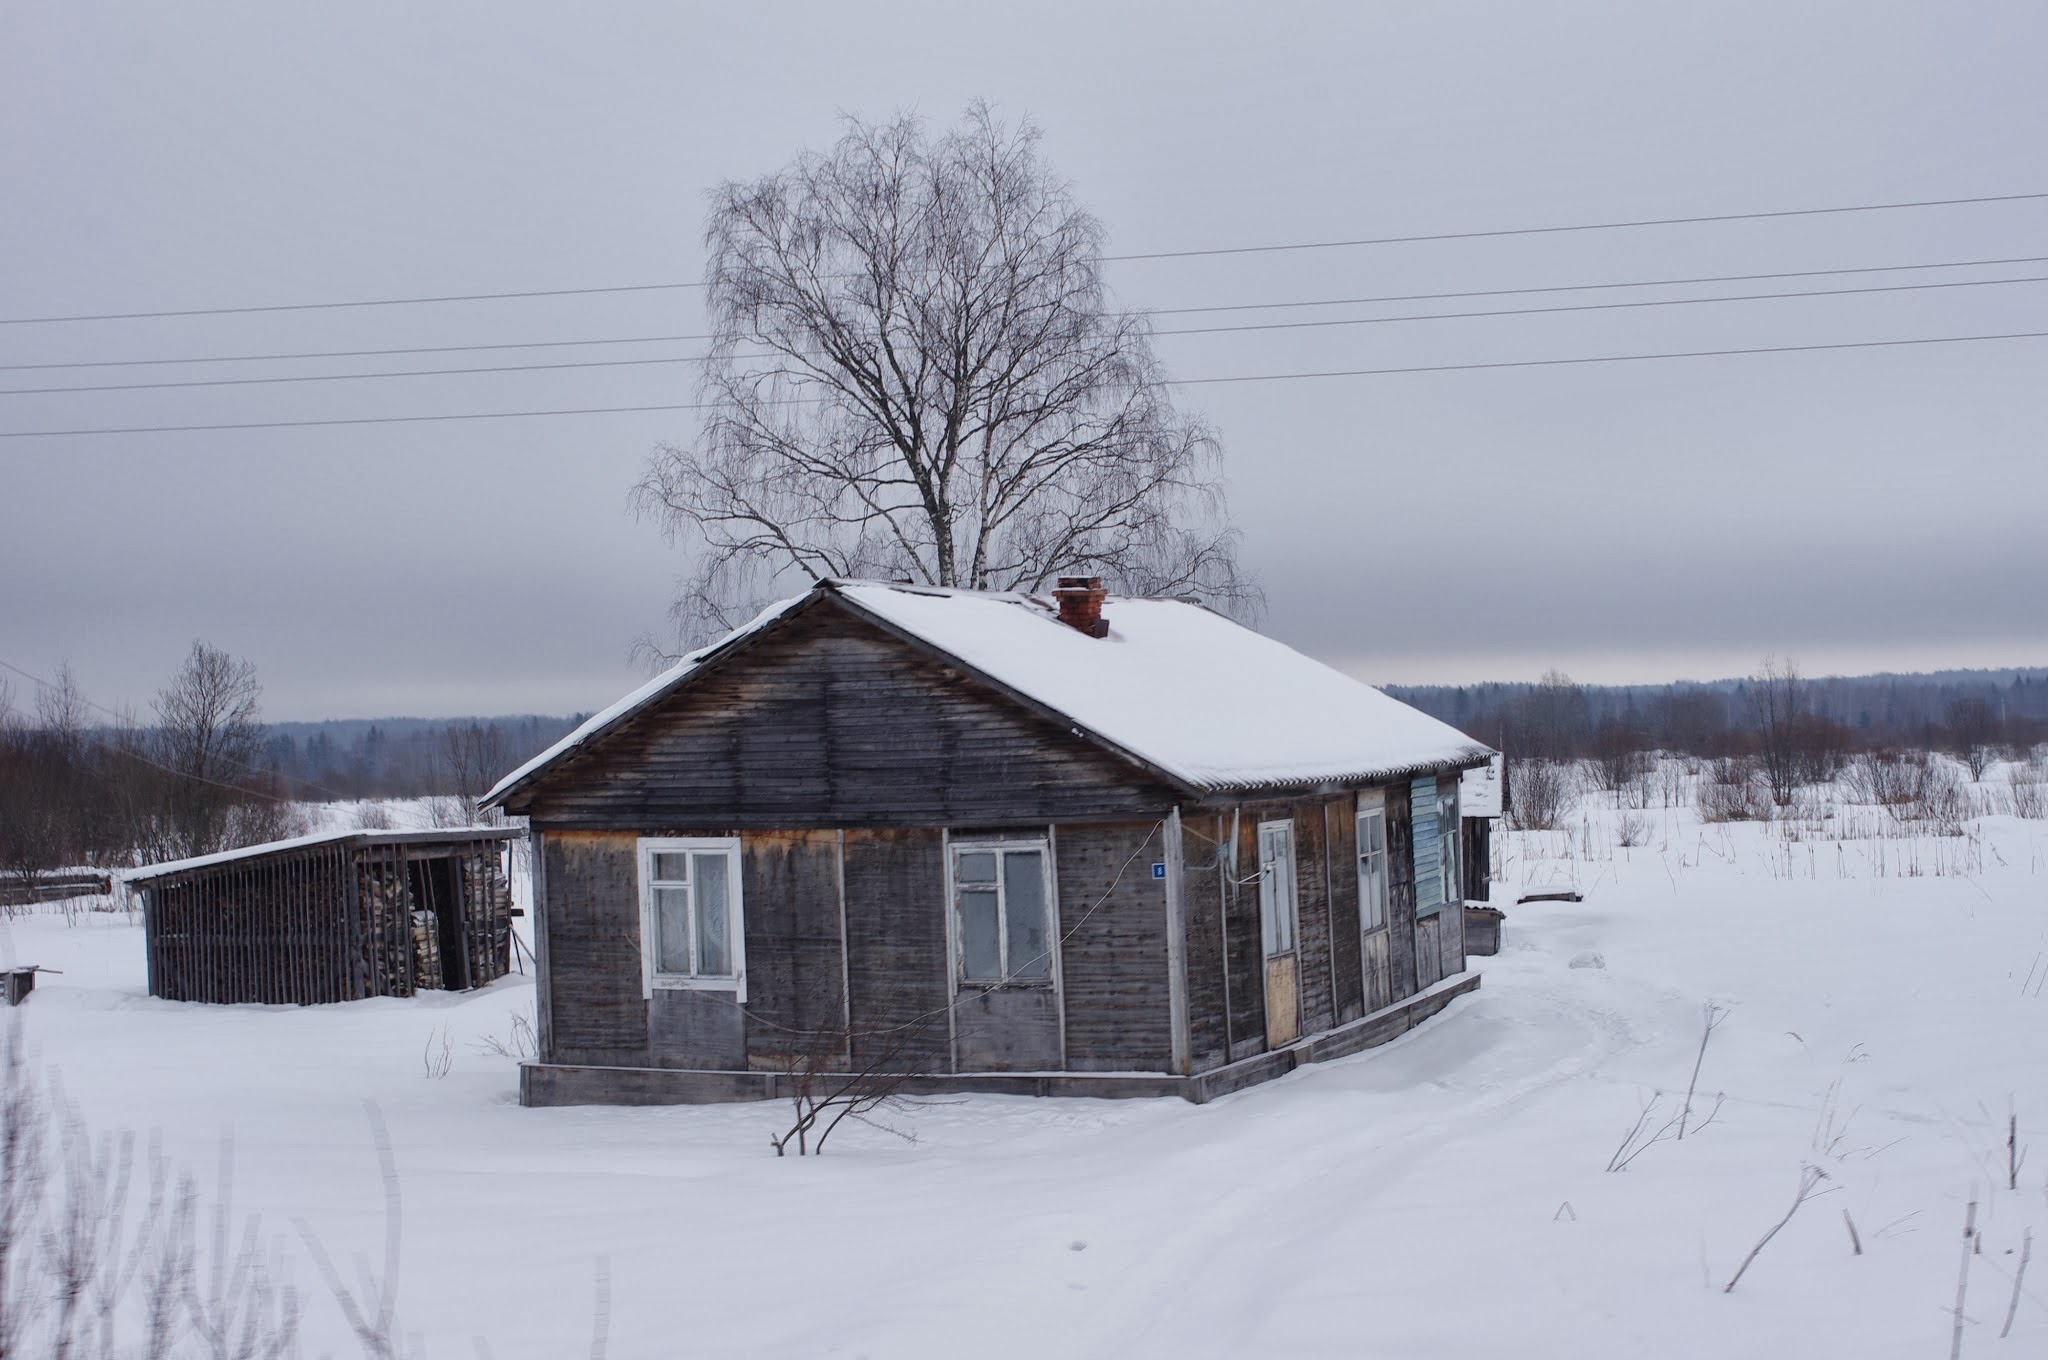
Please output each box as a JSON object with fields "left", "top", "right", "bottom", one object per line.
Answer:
{"left": 1459, "top": 755, "right": 1507, "bottom": 954}
{"left": 486, "top": 578, "right": 1495, "bottom": 1106}
{"left": 126, "top": 828, "right": 521, "bottom": 1005}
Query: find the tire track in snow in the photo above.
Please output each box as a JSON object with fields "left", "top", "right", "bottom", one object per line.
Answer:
{"left": 1056, "top": 985, "right": 1647, "bottom": 1358}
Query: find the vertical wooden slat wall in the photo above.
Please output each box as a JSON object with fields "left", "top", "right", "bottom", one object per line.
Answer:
{"left": 140, "top": 834, "right": 513, "bottom": 1006}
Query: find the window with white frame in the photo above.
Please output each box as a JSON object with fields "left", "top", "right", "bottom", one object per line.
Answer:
{"left": 1257, "top": 820, "right": 1298, "bottom": 957}
{"left": 1357, "top": 807, "right": 1388, "bottom": 932}
{"left": 638, "top": 838, "right": 745, "bottom": 998}
{"left": 952, "top": 840, "right": 1053, "bottom": 985}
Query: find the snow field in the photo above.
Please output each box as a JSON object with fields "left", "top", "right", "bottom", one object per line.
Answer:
{"left": 2, "top": 764, "right": 2044, "bottom": 1358}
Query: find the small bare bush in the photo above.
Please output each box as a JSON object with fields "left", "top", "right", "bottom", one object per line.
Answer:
{"left": 1615, "top": 813, "right": 1649, "bottom": 848}
{"left": 351, "top": 802, "right": 396, "bottom": 831}
{"left": 2010, "top": 758, "right": 2047, "bottom": 820}
{"left": 474, "top": 1008, "right": 537, "bottom": 1062}
{"left": 1698, "top": 758, "right": 1771, "bottom": 822}
{"left": 1508, "top": 759, "right": 1574, "bottom": 831}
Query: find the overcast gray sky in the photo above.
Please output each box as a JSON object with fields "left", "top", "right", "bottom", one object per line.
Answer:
{"left": 4, "top": 1, "right": 2045, "bottom": 721}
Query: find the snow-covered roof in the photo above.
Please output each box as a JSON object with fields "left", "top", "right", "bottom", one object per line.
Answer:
{"left": 485, "top": 580, "right": 1492, "bottom": 807}
{"left": 122, "top": 826, "right": 521, "bottom": 884}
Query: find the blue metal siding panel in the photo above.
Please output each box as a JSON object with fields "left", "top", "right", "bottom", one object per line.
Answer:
{"left": 1411, "top": 775, "right": 1440, "bottom": 912}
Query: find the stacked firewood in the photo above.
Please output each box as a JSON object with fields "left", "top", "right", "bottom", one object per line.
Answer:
{"left": 356, "top": 867, "right": 418, "bottom": 997}
{"left": 410, "top": 911, "right": 444, "bottom": 991}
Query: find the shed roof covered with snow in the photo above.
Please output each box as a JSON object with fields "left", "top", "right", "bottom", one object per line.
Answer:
{"left": 486, "top": 579, "right": 1490, "bottom": 810}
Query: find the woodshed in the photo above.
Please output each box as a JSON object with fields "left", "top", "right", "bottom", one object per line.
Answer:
{"left": 127, "top": 827, "right": 521, "bottom": 1004}
{"left": 485, "top": 578, "right": 1496, "bottom": 1105}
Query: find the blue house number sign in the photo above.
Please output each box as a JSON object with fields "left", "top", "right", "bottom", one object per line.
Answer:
{"left": 1151, "top": 862, "right": 1167, "bottom": 879}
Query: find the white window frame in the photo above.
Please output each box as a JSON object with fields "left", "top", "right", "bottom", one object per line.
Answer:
{"left": 1357, "top": 806, "right": 1389, "bottom": 933}
{"left": 949, "top": 838, "right": 1057, "bottom": 987}
{"left": 637, "top": 837, "right": 746, "bottom": 1001}
{"left": 1257, "top": 820, "right": 1299, "bottom": 958}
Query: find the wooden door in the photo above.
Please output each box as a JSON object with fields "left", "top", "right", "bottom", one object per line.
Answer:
{"left": 1257, "top": 821, "right": 1301, "bottom": 1047}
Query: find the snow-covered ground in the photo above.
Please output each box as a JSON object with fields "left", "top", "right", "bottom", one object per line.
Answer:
{"left": 3, "top": 767, "right": 2045, "bottom": 1358}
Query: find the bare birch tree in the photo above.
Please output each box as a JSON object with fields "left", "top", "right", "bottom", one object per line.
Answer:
{"left": 150, "top": 643, "right": 271, "bottom": 861}
{"left": 636, "top": 103, "right": 1254, "bottom": 646}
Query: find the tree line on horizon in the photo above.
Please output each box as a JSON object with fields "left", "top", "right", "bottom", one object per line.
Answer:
{"left": 0, "top": 644, "right": 580, "bottom": 885}
{"left": 1389, "top": 664, "right": 2048, "bottom": 767}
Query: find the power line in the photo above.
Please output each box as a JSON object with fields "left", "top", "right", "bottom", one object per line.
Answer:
{"left": 9, "top": 270, "right": 2045, "bottom": 398}
{"left": 1149, "top": 272, "right": 2048, "bottom": 341}
{"left": 1145, "top": 252, "right": 2048, "bottom": 317}
{"left": 1168, "top": 329, "right": 2048, "bottom": 387}
{"left": 1102, "top": 190, "right": 2048, "bottom": 263}
{"left": 9, "top": 250, "right": 2047, "bottom": 376}
{"left": 0, "top": 353, "right": 715, "bottom": 397}
{"left": 5, "top": 189, "right": 2043, "bottom": 326}
{"left": 0, "top": 333, "right": 715, "bottom": 374}
{"left": 4, "top": 328, "right": 2044, "bottom": 437}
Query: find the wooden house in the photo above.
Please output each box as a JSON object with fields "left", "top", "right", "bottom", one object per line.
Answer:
{"left": 485, "top": 578, "right": 1495, "bottom": 1105}
{"left": 126, "top": 827, "right": 521, "bottom": 1004}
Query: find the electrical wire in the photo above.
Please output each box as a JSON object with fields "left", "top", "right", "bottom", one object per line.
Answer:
{"left": 4, "top": 189, "right": 2043, "bottom": 325}
{"left": 1144, "top": 252, "right": 2048, "bottom": 317}
{"left": 1100, "top": 190, "right": 2048, "bottom": 263}
{"left": 7, "top": 250, "right": 2045, "bottom": 375}
{"left": 8, "top": 272, "right": 2046, "bottom": 398}
{"left": 4, "top": 327, "right": 2044, "bottom": 437}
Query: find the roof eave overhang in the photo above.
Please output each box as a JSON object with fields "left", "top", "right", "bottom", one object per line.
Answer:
{"left": 1187, "top": 746, "right": 1497, "bottom": 804}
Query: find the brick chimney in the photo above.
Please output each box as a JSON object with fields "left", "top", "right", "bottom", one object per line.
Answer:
{"left": 1053, "top": 576, "right": 1110, "bottom": 638}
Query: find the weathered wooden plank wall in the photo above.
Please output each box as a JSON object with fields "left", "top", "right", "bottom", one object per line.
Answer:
{"left": 540, "top": 831, "right": 649, "bottom": 1066}
{"left": 1054, "top": 820, "right": 1172, "bottom": 1073}
{"left": 1222, "top": 811, "right": 1267, "bottom": 1060}
{"left": 740, "top": 830, "right": 846, "bottom": 1071}
{"left": 1324, "top": 797, "right": 1365, "bottom": 1024}
{"left": 1293, "top": 801, "right": 1334, "bottom": 1036}
{"left": 1178, "top": 812, "right": 1230, "bottom": 1073}
{"left": 1461, "top": 818, "right": 1491, "bottom": 902}
{"left": 1415, "top": 914, "right": 1444, "bottom": 990}
{"left": 519, "top": 604, "right": 1187, "bottom": 831}
{"left": 840, "top": 827, "right": 949, "bottom": 1073}
{"left": 1386, "top": 781, "right": 1418, "bottom": 1004}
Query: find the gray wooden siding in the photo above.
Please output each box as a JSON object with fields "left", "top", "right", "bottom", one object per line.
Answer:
{"left": 1222, "top": 811, "right": 1267, "bottom": 1060}
{"left": 518, "top": 602, "right": 1185, "bottom": 830}
{"left": 542, "top": 831, "right": 651, "bottom": 1067}
{"left": 953, "top": 987, "right": 1062, "bottom": 1071}
{"left": 1325, "top": 798, "right": 1365, "bottom": 1024}
{"left": 1294, "top": 804, "right": 1335, "bottom": 1036}
{"left": 841, "top": 828, "right": 950, "bottom": 1072}
{"left": 1461, "top": 817, "right": 1492, "bottom": 902}
{"left": 1054, "top": 821, "right": 1174, "bottom": 1073}
{"left": 1386, "top": 782, "right": 1418, "bottom": 1003}
{"left": 1179, "top": 812, "right": 1231, "bottom": 1073}
{"left": 739, "top": 831, "right": 846, "bottom": 1071}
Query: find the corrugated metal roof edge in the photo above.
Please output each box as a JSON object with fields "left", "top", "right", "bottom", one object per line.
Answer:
{"left": 1186, "top": 746, "right": 1497, "bottom": 797}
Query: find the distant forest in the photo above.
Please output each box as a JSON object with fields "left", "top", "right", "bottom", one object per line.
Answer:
{"left": 1386, "top": 666, "right": 2048, "bottom": 759}
{"left": 261, "top": 714, "right": 586, "bottom": 801}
